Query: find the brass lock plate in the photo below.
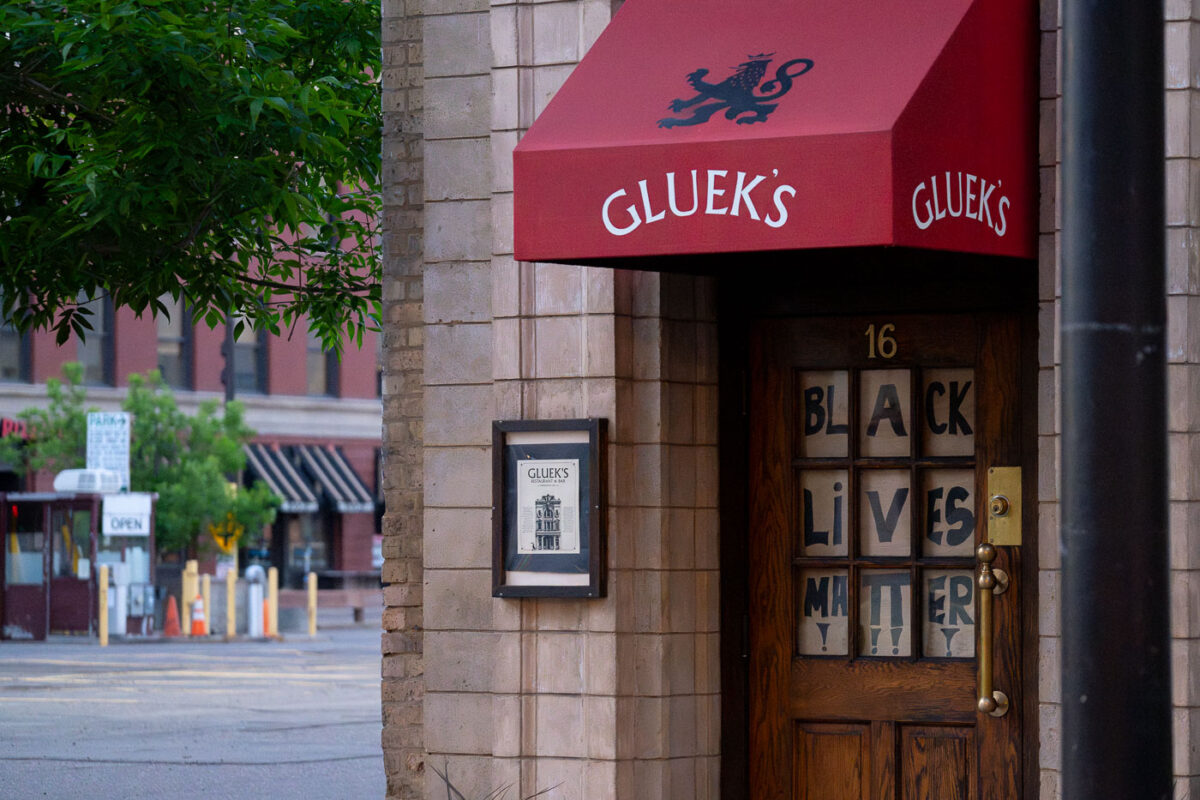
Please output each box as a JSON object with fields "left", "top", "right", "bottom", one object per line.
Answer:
{"left": 987, "top": 467, "right": 1022, "bottom": 546}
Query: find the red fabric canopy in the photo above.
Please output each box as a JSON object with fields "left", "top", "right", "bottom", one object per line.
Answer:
{"left": 513, "top": 0, "right": 1035, "bottom": 263}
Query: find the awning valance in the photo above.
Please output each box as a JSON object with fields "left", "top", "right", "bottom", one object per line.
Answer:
{"left": 293, "top": 445, "right": 376, "bottom": 514}
{"left": 244, "top": 443, "right": 319, "bottom": 514}
{"left": 514, "top": 0, "right": 1035, "bottom": 263}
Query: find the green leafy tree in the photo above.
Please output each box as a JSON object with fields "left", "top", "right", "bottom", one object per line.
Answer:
{"left": 0, "top": 361, "right": 90, "bottom": 475}
{"left": 124, "top": 370, "right": 278, "bottom": 553}
{"left": 0, "top": 0, "right": 381, "bottom": 350}
{"left": 0, "top": 365, "right": 279, "bottom": 555}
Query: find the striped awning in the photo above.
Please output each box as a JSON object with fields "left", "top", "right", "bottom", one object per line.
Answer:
{"left": 293, "top": 444, "right": 375, "bottom": 514}
{"left": 244, "top": 443, "right": 319, "bottom": 513}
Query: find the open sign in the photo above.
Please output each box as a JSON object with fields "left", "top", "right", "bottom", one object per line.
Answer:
{"left": 102, "top": 493, "right": 152, "bottom": 537}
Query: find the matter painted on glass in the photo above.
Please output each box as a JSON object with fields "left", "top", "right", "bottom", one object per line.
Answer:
{"left": 859, "top": 569, "right": 912, "bottom": 657}
{"left": 798, "top": 568, "right": 850, "bottom": 655}
{"left": 922, "top": 569, "right": 976, "bottom": 658}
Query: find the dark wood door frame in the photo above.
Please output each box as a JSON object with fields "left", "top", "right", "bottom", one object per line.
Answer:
{"left": 717, "top": 249, "right": 1040, "bottom": 799}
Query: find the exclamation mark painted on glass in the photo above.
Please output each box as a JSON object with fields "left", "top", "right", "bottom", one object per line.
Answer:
{"left": 816, "top": 622, "right": 830, "bottom": 652}
{"left": 890, "top": 627, "right": 903, "bottom": 655}
{"left": 941, "top": 627, "right": 959, "bottom": 657}
{"left": 869, "top": 626, "right": 881, "bottom": 655}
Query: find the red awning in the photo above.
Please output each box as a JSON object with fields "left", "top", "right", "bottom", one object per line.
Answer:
{"left": 513, "top": 0, "right": 1035, "bottom": 263}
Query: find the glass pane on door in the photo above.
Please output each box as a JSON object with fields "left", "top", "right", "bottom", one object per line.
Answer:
{"left": 6, "top": 532, "right": 44, "bottom": 586}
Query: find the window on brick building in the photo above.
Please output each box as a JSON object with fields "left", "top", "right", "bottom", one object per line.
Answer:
{"left": 156, "top": 295, "right": 193, "bottom": 390}
{"left": 0, "top": 302, "right": 30, "bottom": 383}
{"left": 306, "top": 327, "right": 338, "bottom": 397}
{"left": 76, "top": 293, "right": 114, "bottom": 386}
{"left": 233, "top": 323, "right": 267, "bottom": 394}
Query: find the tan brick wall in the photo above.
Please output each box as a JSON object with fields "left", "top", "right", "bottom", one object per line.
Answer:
{"left": 381, "top": 0, "right": 425, "bottom": 797}
{"left": 1037, "top": 2, "right": 1200, "bottom": 797}
{"left": 385, "top": 0, "right": 1200, "bottom": 796}
{"left": 417, "top": 2, "right": 721, "bottom": 797}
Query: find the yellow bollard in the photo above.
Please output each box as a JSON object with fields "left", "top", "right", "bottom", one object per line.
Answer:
{"left": 306, "top": 572, "right": 317, "bottom": 636}
{"left": 98, "top": 565, "right": 109, "bottom": 647}
{"left": 181, "top": 560, "right": 198, "bottom": 638}
{"left": 201, "top": 574, "right": 211, "bottom": 636}
{"left": 225, "top": 568, "right": 237, "bottom": 640}
{"left": 267, "top": 566, "right": 279, "bottom": 638}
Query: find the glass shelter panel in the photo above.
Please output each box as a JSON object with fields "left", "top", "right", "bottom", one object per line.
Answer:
{"left": 51, "top": 508, "right": 91, "bottom": 580}
{"left": 6, "top": 533, "right": 44, "bottom": 586}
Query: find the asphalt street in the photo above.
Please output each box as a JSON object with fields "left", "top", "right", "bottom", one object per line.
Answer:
{"left": 0, "top": 616, "right": 384, "bottom": 799}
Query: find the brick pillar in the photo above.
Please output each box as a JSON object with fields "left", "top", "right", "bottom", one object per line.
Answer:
{"left": 381, "top": 0, "right": 425, "bottom": 797}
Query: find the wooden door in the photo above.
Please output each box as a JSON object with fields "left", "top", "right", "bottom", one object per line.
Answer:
{"left": 748, "top": 313, "right": 1023, "bottom": 800}
{"left": 48, "top": 502, "right": 94, "bottom": 634}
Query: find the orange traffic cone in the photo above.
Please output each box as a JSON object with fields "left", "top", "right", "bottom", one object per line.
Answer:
{"left": 163, "top": 595, "right": 181, "bottom": 637}
{"left": 189, "top": 595, "right": 206, "bottom": 637}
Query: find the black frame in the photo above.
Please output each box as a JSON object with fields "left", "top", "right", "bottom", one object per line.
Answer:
{"left": 492, "top": 418, "right": 606, "bottom": 598}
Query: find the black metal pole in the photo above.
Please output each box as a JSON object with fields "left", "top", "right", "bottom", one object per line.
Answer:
{"left": 224, "top": 313, "right": 236, "bottom": 405}
{"left": 1061, "top": 2, "right": 1171, "bottom": 799}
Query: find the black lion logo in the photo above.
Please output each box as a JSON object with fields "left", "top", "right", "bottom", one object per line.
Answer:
{"left": 658, "top": 53, "right": 814, "bottom": 128}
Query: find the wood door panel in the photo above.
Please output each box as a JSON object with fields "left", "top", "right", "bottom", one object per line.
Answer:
{"left": 794, "top": 723, "right": 871, "bottom": 800}
{"left": 757, "top": 315, "right": 980, "bottom": 370}
{"left": 750, "top": 335, "right": 799, "bottom": 799}
{"left": 899, "top": 725, "right": 976, "bottom": 800}
{"left": 792, "top": 660, "right": 975, "bottom": 723}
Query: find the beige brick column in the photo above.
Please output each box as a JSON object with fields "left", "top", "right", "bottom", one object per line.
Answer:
{"left": 484, "top": 265, "right": 721, "bottom": 800}
{"left": 420, "top": 0, "right": 497, "bottom": 797}
{"left": 1038, "top": 2, "right": 1200, "bottom": 797}
{"left": 381, "top": 0, "right": 426, "bottom": 797}
{"left": 1163, "top": 6, "right": 1200, "bottom": 797}
{"left": 1036, "top": 1, "right": 1062, "bottom": 795}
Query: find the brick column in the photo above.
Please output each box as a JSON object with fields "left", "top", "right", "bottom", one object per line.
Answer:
{"left": 381, "top": 0, "right": 425, "bottom": 797}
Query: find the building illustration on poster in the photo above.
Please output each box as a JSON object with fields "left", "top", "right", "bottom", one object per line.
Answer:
{"left": 516, "top": 459, "right": 580, "bottom": 554}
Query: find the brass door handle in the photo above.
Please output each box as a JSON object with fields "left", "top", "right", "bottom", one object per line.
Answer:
{"left": 976, "top": 542, "right": 1010, "bottom": 717}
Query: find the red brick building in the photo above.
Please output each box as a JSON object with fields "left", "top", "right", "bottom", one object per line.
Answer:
{"left": 0, "top": 299, "right": 381, "bottom": 588}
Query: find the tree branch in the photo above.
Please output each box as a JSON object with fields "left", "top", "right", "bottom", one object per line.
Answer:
{"left": 18, "top": 74, "right": 116, "bottom": 125}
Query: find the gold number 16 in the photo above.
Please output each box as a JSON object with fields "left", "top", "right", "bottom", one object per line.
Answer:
{"left": 865, "top": 323, "right": 897, "bottom": 359}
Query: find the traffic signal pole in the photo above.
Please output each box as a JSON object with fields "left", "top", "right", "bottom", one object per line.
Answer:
{"left": 1061, "top": 1, "right": 1171, "bottom": 798}
{"left": 223, "top": 313, "right": 236, "bottom": 404}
